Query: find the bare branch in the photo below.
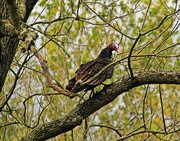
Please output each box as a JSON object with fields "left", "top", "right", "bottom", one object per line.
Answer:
{"left": 127, "top": 34, "right": 141, "bottom": 79}
{"left": 90, "top": 124, "right": 122, "bottom": 137}
{"left": 116, "top": 128, "right": 180, "bottom": 141}
{"left": 80, "top": 0, "right": 136, "bottom": 40}
{"left": 21, "top": 70, "right": 180, "bottom": 141}
{"left": 158, "top": 85, "right": 167, "bottom": 133}
{"left": 30, "top": 45, "right": 71, "bottom": 97}
{"left": 141, "top": 9, "right": 180, "bottom": 36}
{"left": 0, "top": 52, "right": 29, "bottom": 112}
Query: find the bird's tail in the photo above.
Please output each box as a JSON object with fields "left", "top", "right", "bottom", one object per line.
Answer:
{"left": 66, "top": 77, "right": 76, "bottom": 91}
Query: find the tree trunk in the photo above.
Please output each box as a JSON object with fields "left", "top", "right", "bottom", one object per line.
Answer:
{"left": 0, "top": 0, "right": 38, "bottom": 91}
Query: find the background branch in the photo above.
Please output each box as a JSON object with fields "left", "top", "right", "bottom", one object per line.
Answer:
{"left": 21, "top": 70, "right": 180, "bottom": 141}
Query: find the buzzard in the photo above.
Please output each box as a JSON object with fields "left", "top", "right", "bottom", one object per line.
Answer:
{"left": 66, "top": 44, "right": 118, "bottom": 93}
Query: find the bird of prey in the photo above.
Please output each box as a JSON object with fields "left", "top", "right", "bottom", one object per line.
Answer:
{"left": 66, "top": 44, "right": 118, "bottom": 93}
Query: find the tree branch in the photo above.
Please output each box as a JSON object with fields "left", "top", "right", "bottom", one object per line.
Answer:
{"left": 127, "top": 34, "right": 141, "bottom": 79}
{"left": 159, "top": 85, "right": 167, "bottom": 133}
{"left": 0, "top": 0, "right": 38, "bottom": 92}
{"left": 21, "top": 70, "right": 180, "bottom": 141}
{"left": 80, "top": 0, "right": 136, "bottom": 40}
{"left": 5, "top": 0, "right": 21, "bottom": 30}
{"left": 30, "top": 45, "right": 71, "bottom": 97}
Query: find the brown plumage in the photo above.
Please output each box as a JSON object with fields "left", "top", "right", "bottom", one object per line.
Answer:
{"left": 66, "top": 44, "right": 118, "bottom": 93}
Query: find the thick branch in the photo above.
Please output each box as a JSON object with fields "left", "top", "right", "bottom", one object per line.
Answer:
{"left": 0, "top": 0, "right": 38, "bottom": 91}
{"left": 5, "top": 0, "right": 21, "bottom": 29}
{"left": 21, "top": 70, "right": 180, "bottom": 141}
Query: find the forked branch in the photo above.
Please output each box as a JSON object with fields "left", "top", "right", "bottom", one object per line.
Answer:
{"left": 21, "top": 70, "right": 180, "bottom": 141}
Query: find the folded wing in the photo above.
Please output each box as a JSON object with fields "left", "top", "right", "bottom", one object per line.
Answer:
{"left": 66, "top": 58, "right": 114, "bottom": 93}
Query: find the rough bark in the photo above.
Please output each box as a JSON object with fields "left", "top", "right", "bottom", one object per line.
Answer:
{"left": 21, "top": 70, "right": 180, "bottom": 141}
{"left": 0, "top": 0, "right": 38, "bottom": 91}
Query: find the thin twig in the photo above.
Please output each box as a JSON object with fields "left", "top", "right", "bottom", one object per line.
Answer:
{"left": 80, "top": 0, "right": 136, "bottom": 40}
{"left": 142, "top": 85, "right": 149, "bottom": 130}
{"left": 0, "top": 52, "right": 29, "bottom": 112}
{"left": 140, "top": 0, "right": 151, "bottom": 32}
{"left": 159, "top": 85, "right": 167, "bottom": 133}
{"left": 141, "top": 9, "right": 180, "bottom": 36}
{"left": 90, "top": 124, "right": 122, "bottom": 137}
{"left": 0, "top": 122, "right": 19, "bottom": 128}
{"left": 127, "top": 34, "right": 141, "bottom": 79}
{"left": 116, "top": 128, "right": 180, "bottom": 141}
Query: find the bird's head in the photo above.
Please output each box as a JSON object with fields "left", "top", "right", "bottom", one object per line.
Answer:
{"left": 107, "top": 44, "right": 118, "bottom": 52}
{"left": 98, "top": 44, "right": 118, "bottom": 58}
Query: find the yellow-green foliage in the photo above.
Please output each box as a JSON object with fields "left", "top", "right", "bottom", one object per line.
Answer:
{"left": 1, "top": 0, "right": 179, "bottom": 140}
